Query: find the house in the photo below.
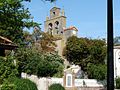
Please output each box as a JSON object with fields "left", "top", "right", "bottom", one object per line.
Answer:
{"left": 0, "top": 36, "right": 18, "bottom": 56}
{"left": 114, "top": 45, "right": 120, "bottom": 78}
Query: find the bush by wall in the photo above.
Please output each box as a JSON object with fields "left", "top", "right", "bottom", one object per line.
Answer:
{"left": 16, "top": 48, "right": 64, "bottom": 77}
{"left": 87, "top": 64, "right": 107, "bottom": 80}
{"left": 116, "top": 77, "right": 120, "bottom": 89}
{"left": 1, "top": 83, "right": 16, "bottom": 90}
{"left": 0, "top": 56, "right": 18, "bottom": 84}
{"left": 49, "top": 83, "right": 65, "bottom": 90}
{"left": 1, "top": 77, "right": 38, "bottom": 90}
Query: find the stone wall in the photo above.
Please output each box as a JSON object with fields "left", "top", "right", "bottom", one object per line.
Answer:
{"left": 76, "top": 87, "right": 105, "bottom": 90}
{"left": 21, "top": 73, "right": 105, "bottom": 90}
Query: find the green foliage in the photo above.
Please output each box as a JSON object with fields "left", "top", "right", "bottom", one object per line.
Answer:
{"left": 0, "top": 0, "right": 38, "bottom": 44}
{"left": 64, "top": 36, "right": 106, "bottom": 72}
{"left": 1, "top": 77, "right": 38, "bottom": 90}
{"left": 1, "top": 82, "right": 16, "bottom": 90}
{"left": 15, "top": 48, "right": 42, "bottom": 76}
{"left": 23, "top": 28, "right": 57, "bottom": 53}
{"left": 116, "top": 77, "right": 120, "bottom": 89}
{"left": 0, "top": 0, "right": 56, "bottom": 44}
{"left": 64, "top": 36, "right": 90, "bottom": 71}
{"left": 89, "top": 39, "right": 107, "bottom": 64}
{"left": 0, "top": 56, "right": 18, "bottom": 84}
{"left": 114, "top": 36, "right": 120, "bottom": 46}
{"left": 37, "top": 53, "right": 64, "bottom": 77}
{"left": 12, "top": 78, "right": 38, "bottom": 90}
{"left": 64, "top": 36, "right": 107, "bottom": 79}
{"left": 49, "top": 83, "right": 65, "bottom": 90}
{"left": 87, "top": 64, "right": 107, "bottom": 80}
{"left": 15, "top": 48, "right": 64, "bottom": 77}
{"left": 37, "top": 32, "right": 57, "bottom": 53}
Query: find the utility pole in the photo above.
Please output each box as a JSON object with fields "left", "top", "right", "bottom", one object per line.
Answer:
{"left": 107, "top": 0, "right": 114, "bottom": 90}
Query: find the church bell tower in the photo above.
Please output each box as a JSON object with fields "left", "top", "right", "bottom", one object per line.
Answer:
{"left": 44, "top": 7, "right": 66, "bottom": 36}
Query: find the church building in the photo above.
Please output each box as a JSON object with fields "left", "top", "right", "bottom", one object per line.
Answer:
{"left": 44, "top": 6, "right": 78, "bottom": 56}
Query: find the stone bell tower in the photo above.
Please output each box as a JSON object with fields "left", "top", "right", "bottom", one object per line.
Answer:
{"left": 44, "top": 7, "right": 66, "bottom": 37}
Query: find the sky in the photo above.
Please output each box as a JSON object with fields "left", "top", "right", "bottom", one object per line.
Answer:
{"left": 23, "top": 0, "right": 120, "bottom": 39}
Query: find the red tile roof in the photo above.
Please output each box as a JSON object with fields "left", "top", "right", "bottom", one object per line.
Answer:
{"left": 64, "top": 26, "right": 78, "bottom": 32}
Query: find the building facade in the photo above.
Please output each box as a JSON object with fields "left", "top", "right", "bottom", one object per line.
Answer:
{"left": 114, "top": 46, "right": 120, "bottom": 78}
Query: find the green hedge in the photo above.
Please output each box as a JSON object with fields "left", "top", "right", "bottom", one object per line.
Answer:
{"left": 1, "top": 77, "right": 38, "bottom": 90}
{"left": 116, "top": 77, "right": 120, "bottom": 89}
{"left": 49, "top": 83, "right": 65, "bottom": 90}
{"left": 87, "top": 64, "right": 107, "bottom": 80}
{"left": 1, "top": 84, "right": 16, "bottom": 90}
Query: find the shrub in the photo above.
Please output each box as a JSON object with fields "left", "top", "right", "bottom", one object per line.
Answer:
{"left": 49, "top": 83, "right": 65, "bottom": 90}
{"left": 0, "top": 56, "right": 18, "bottom": 84}
{"left": 87, "top": 63, "right": 107, "bottom": 80}
{"left": 2, "top": 77, "right": 38, "bottom": 90}
{"left": 14, "top": 78, "right": 38, "bottom": 90}
{"left": 1, "top": 83, "right": 16, "bottom": 90}
{"left": 16, "top": 48, "right": 64, "bottom": 77}
{"left": 116, "top": 77, "right": 120, "bottom": 89}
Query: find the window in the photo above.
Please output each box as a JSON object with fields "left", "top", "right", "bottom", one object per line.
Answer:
{"left": 48, "top": 23, "right": 53, "bottom": 35}
{"left": 66, "top": 74, "right": 72, "bottom": 87}
{"left": 55, "top": 21, "right": 59, "bottom": 29}
{"left": 48, "top": 23, "right": 53, "bottom": 29}
{"left": 118, "top": 52, "right": 120, "bottom": 63}
{"left": 53, "top": 12, "right": 55, "bottom": 15}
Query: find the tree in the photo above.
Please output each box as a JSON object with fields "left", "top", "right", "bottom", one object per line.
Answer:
{"left": 89, "top": 39, "right": 106, "bottom": 64}
{"left": 23, "top": 26, "right": 57, "bottom": 53}
{"left": 87, "top": 63, "right": 107, "bottom": 80}
{"left": 0, "top": 0, "right": 37, "bottom": 44}
{"left": 0, "top": 56, "right": 18, "bottom": 84}
{"left": 15, "top": 48, "right": 64, "bottom": 77}
{"left": 0, "top": 0, "right": 54, "bottom": 44}
{"left": 44, "top": 53, "right": 64, "bottom": 77}
{"left": 114, "top": 36, "right": 120, "bottom": 46}
{"left": 0, "top": 0, "right": 56, "bottom": 45}
{"left": 64, "top": 36, "right": 90, "bottom": 71}
{"left": 64, "top": 36, "right": 107, "bottom": 72}
{"left": 39, "top": 32, "right": 57, "bottom": 53}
